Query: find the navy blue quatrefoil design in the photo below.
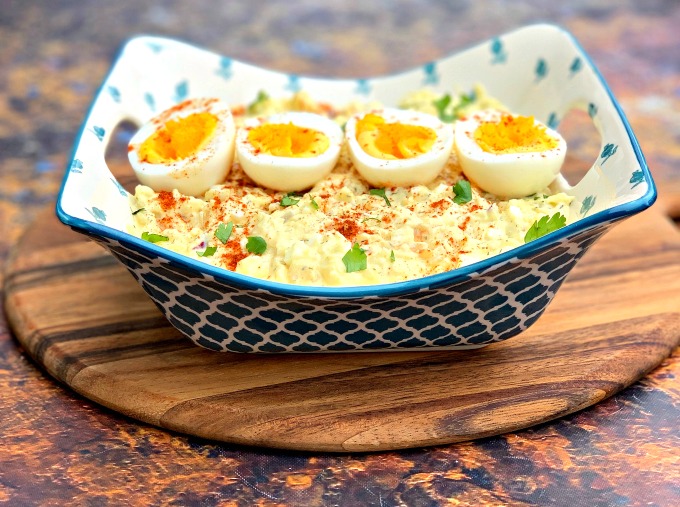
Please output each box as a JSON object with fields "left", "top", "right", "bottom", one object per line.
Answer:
{"left": 97, "top": 223, "right": 611, "bottom": 353}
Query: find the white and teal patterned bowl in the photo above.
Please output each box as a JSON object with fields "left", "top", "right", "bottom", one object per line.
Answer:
{"left": 56, "top": 24, "right": 655, "bottom": 353}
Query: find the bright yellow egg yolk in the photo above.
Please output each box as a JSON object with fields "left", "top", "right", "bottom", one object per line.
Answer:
{"left": 247, "top": 123, "right": 329, "bottom": 158}
{"left": 356, "top": 114, "right": 436, "bottom": 160}
{"left": 139, "top": 112, "right": 218, "bottom": 163}
{"left": 474, "top": 114, "right": 558, "bottom": 154}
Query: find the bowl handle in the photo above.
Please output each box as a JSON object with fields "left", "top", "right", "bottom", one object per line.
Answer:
{"left": 58, "top": 69, "right": 146, "bottom": 229}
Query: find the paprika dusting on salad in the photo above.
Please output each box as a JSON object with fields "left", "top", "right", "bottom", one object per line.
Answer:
{"left": 127, "top": 88, "right": 573, "bottom": 286}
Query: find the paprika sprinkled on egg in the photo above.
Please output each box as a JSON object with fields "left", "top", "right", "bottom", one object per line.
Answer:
{"left": 473, "top": 113, "right": 559, "bottom": 154}
{"left": 247, "top": 122, "right": 330, "bottom": 158}
{"left": 236, "top": 112, "right": 343, "bottom": 192}
{"left": 354, "top": 113, "right": 437, "bottom": 160}
{"left": 345, "top": 108, "right": 453, "bottom": 188}
{"left": 138, "top": 112, "right": 218, "bottom": 163}
{"left": 454, "top": 109, "right": 566, "bottom": 198}
{"left": 128, "top": 98, "right": 236, "bottom": 197}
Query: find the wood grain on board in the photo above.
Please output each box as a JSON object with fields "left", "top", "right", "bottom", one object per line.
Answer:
{"left": 4, "top": 207, "right": 679, "bottom": 452}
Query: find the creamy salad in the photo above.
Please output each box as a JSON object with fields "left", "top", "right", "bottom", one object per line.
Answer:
{"left": 127, "top": 88, "right": 573, "bottom": 286}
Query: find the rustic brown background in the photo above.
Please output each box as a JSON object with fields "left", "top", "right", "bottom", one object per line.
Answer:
{"left": 1, "top": 1, "right": 679, "bottom": 505}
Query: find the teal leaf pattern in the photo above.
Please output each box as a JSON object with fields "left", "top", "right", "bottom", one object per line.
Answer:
{"left": 422, "top": 62, "right": 438, "bottom": 85}
{"left": 569, "top": 57, "right": 583, "bottom": 76}
{"left": 580, "top": 195, "right": 596, "bottom": 216}
{"left": 86, "top": 207, "right": 107, "bottom": 223}
{"left": 286, "top": 74, "right": 301, "bottom": 92}
{"left": 174, "top": 80, "right": 189, "bottom": 103}
{"left": 92, "top": 126, "right": 105, "bottom": 141}
{"left": 70, "top": 159, "right": 83, "bottom": 174}
{"left": 535, "top": 58, "right": 548, "bottom": 81}
{"left": 216, "top": 57, "right": 232, "bottom": 79}
{"left": 111, "top": 177, "right": 127, "bottom": 196}
{"left": 144, "top": 92, "right": 156, "bottom": 112}
{"left": 600, "top": 143, "right": 618, "bottom": 164}
{"left": 107, "top": 86, "right": 121, "bottom": 103}
{"left": 147, "top": 42, "right": 164, "bottom": 53}
{"left": 547, "top": 112, "right": 559, "bottom": 129}
{"left": 629, "top": 170, "right": 644, "bottom": 189}
{"left": 490, "top": 38, "right": 507, "bottom": 64}
{"left": 355, "top": 78, "right": 371, "bottom": 95}
{"left": 588, "top": 103, "right": 598, "bottom": 119}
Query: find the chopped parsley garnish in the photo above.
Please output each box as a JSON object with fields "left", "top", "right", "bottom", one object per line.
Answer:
{"left": 454, "top": 90, "right": 476, "bottom": 115}
{"left": 524, "top": 213, "right": 567, "bottom": 243}
{"left": 452, "top": 179, "right": 472, "bottom": 204}
{"left": 362, "top": 217, "right": 381, "bottom": 224}
{"left": 433, "top": 90, "right": 476, "bottom": 123}
{"left": 433, "top": 94, "right": 456, "bottom": 122}
{"left": 342, "top": 243, "right": 367, "bottom": 273}
{"left": 310, "top": 195, "right": 320, "bottom": 210}
{"left": 132, "top": 208, "right": 145, "bottom": 215}
{"left": 197, "top": 246, "right": 217, "bottom": 257}
{"left": 247, "top": 90, "right": 269, "bottom": 114}
{"left": 390, "top": 250, "right": 396, "bottom": 262}
{"left": 141, "top": 232, "right": 169, "bottom": 243}
{"left": 369, "top": 188, "right": 391, "bottom": 207}
{"left": 246, "top": 236, "right": 267, "bottom": 254}
{"left": 280, "top": 192, "right": 300, "bottom": 207}
{"left": 215, "top": 222, "right": 234, "bottom": 244}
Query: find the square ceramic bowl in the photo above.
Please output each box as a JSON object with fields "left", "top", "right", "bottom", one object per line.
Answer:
{"left": 56, "top": 24, "right": 655, "bottom": 353}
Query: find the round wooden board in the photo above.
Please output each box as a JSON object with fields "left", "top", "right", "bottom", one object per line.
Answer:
{"left": 4, "top": 209, "right": 680, "bottom": 452}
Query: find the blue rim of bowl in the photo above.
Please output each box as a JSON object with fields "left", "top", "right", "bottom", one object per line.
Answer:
{"left": 56, "top": 24, "right": 657, "bottom": 299}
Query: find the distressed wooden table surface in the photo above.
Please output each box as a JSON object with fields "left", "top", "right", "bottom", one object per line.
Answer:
{"left": 1, "top": 1, "right": 678, "bottom": 506}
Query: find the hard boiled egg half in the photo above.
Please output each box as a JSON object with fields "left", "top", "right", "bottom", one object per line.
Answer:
{"left": 236, "top": 112, "right": 343, "bottom": 192}
{"left": 345, "top": 108, "right": 454, "bottom": 187}
{"left": 454, "top": 109, "right": 566, "bottom": 198}
{"left": 128, "top": 98, "right": 236, "bottom": 197}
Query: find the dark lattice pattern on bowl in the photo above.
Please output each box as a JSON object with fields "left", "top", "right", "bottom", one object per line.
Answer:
{"left": 96, "top": 224, "right": 608, "bottom": 353}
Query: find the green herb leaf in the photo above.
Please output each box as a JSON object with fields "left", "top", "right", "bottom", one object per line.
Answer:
{"left": 247, "top": 90, "right": 269, "bottom": 114}
{"left": 451, "top": 90, "right": 476, "bottom": 118}
{"left": 390, "top": 250, "right": 396, "bottom": 262}
{"left": 433, "top": 91, "right": 476, "bottom": 122}
{"left": 342, "top": 243, "right": 367, "bottom": 273}
{"left": 369, "top": 188, "right": 391, "bottom": 207}
{"left": 246, "top": 236, "right": 267, "bottom": 254}
{"left": 433, "top": 94, "right": 455, "bottom": 122}
{"left": 215, "top": 222, "right": 233, "bottom": 244}
{"left": 197, "top": 246, "right": 217, "bottom": 257}
{"left": 141, "top": 232, "right": 169, "bottom": 243}
{"left": 524, "top": 213, "right": 567, "bottom": 243}
{"left": 280, "top": 192, "right": 300, "bottom": 207}
{"left": 362, "top": 217, "right": 381, "bottom": 224}
{"left": 452, "top": 179, "right": 472, "bottom": 204}
{"left": 310, "top": 195, "right": 319, "bottom": 210}
{"left": 132, "top": 208, "right": 145, "bottom": 215}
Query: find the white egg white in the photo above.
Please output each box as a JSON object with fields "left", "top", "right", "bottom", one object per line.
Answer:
{"left": 128, "top": 98, "right": 236, "bottom": 197}
{"left": 236, "top": 112, "right": 343, "bottom": 192}
{"left": 454, "top": 109, "right": 566, "bottom": 198}
{"left": 345, "top": 108, "right": 454, "bottom": 188}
